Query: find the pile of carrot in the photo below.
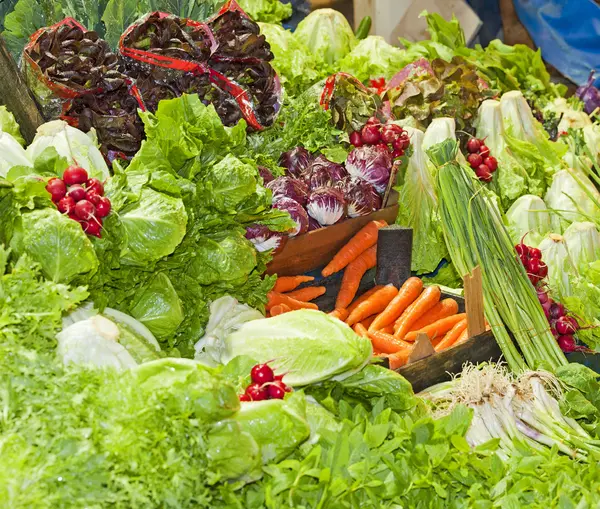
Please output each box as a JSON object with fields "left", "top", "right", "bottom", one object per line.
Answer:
{"left": 267, "top": 219, "right": 473, "bottom": 368}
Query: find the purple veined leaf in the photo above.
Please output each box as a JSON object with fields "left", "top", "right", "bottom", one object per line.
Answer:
{"left": 576, "top": 71, "right": 600, "bottom": 115}
{"left": 345, "top": 145, "right": 392, "bottom": 193}
{"left": 267, "top": 176, "right": 309, "bottom": 206}
{"left": 308, "top": 216, "right": 323, "bottom": 231}
{"left": 279, "top": 146, "right": 314, "bottom": 178}
{"left": 258, "top": 166, "right": 275, "bottom": 184}
{"left": 273, "top": 197, "right": 309, "bottom": 236}
{"left": 307, "top": 187, "right": 346, "bottom": 226}
{"left": 343, "top": 176, "right": 382, "bottom": 218}
{"left": 310, "top": 155, "right": 348, "bottom": 181}
{"left": 245, "top": 224, "right": 288, "bottom": 253}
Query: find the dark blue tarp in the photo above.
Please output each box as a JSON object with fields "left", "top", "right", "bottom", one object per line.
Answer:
{"left": 280, "top": 0, "right": 310, "bottom": 31}
{"left": 513, "top": 0, "right": 600, "bottom": 87}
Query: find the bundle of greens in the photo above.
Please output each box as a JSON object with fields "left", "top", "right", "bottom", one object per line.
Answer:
{"left": 429, "top": 139, "right": 567, "bottom": 371}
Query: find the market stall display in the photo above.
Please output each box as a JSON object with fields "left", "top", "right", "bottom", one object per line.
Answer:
{"left": 2, "top": 2, "right": 600, "bottom": 508}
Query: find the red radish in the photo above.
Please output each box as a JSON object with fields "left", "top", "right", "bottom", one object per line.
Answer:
{"left": 74, "top": 200, "right": 96, "bottom": 220}
{"left": 475, "top": 164, "right": 492, "bottom": 182}
{"left": 399, "top": 137, "right": 410, "bottom": 150}
{"left": 96, "top": 197, "right": 111, "bottom": 218}
{"left": 267, "top": 381, "right": 287, "bottom": 400}
{"left": 527, "top": 258, "right": 541, "bottom": 275}
{"left": 86, "top": 178, "right": 104, "bottom": 196}
{"left": 45, "top": 178, "right": 66, "bottom": 201}
{"left": 483, "top": 156, "right": 498, "bottom": 172}
{"left": 556, "top": 316, "right": 579, "bottom": 335}
{"left": 86, "top": 191, "right": 102, "bottom": 205}
{"left": 380, "top": 124, "right": 403, "bottom": 144}
{"left": 538, "top": 261, "right": 548, "bottom": 278}
{"left": 550, "top": 302, "right": 565, "bottom": 319}
{"left": 519, "top": 253, "right": 529, "bottom": 266}
{"left": 251, "top": 363, "right": 274, "bottom": 385}
{"left": 558, "top": 334, "right": 576, "bottom": 352}
{"left": 367, "top": 116, "right": 380, "bottom": 125}
{"left": 467, "top": 153, "right": 483, "bottom": 168}
{"left": 515, "top": 244, "right": 529, "bottom": 256}
{"left": 537, "top": 289, "right": 549, "bottom": 304}
{"left": 528, "top": 247, "right": 542, "bottom": 259}
{"left": 245, "top": 383, "right": 268, "bottom": 401}
{"left": 466, "top": 138, "right": 481, "bottom": 153}
{"left": 349, "top": 131, "right": 363, "bottom": 147}
{"left": 239, "top": 394, "right": 251, "bottom": 402}
{"left": 57, "top": 196, "right": 76, "bottom": 214}
{"left": 479, "top": 145, "right": 490, "bottom": 158}
{"left": 85, "top": 220, "right": 102, "bottom": 237}
{"left": 392, "top": 148, "right": 404, "bottom": 159}
{"left": 392, "top": 137, "right": 405, "bottom": 150}
{"left": 68, "top": 184, "right": 87, "bottom": 202}
{"left": 361, "top": 124, "right": 381, "bottom": 144}
{"left": 63, "top": 166, "right": 88, "bottom": 186}
{"left": 541, "top": 300, "right": 552, "bottom": 318}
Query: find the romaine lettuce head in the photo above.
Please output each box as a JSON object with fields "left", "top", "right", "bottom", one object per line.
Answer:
{"left": 563, "top": 221, "right": 600, "bottom": 269}
{"left": 475, "top": 99, "right": 505, "bottom": 154}
{"left": 222, "top": 310, "right": 372, "bottom": 386}
{"left": 0, "top": 131, "right": 32, "bottom": 177}
{"left": 395, "top": 126, "right": 447, "bottom": 274}
{"left": 233, "top": 391, "right": 310, "bottom": 463}
{"left": 338, "top": 36, "right": 407, "bottom": 82}
{"left": 130, "top": 273, "right": 184, "bottom": 340}
{"left": 26, "top": 120, "right": 110, "bottom": 180}
{"left": 10, "top": 208, "right": 98, "bottom": 284}
{"left": 119, "top": 188, "right": 187, "bottom": 266}
{"left": 237, "top": 0, "right": 292, "bottom": 23}
{"left": 294, "top": 8, "right": 357, "bottom": 68}
{"left": 544, "top": 169, "right": 600, "bottom": 225}
{"left": 0, "top": 105, "right": 25, "bottom": 146}
{"left": 505, "top": 195, "right": 552, "bottom": 245}
{"left": 422, "top": 117, "right": 457, "bottom": 152}
{"left": 539, "top": 233, "right": 577, "bottom": 297}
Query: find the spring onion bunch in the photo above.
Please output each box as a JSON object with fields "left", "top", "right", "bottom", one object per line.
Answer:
{"left": 428, "top": 139, "right": 566, "bottom": 372}
{"left": 422, "top": 363, "right": 600, "bottom": 460}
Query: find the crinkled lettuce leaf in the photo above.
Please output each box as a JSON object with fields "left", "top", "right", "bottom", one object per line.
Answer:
{"left": 0, "top": 105, "right": 25, "bottom": 146}
{"left": 338, "top": 36, "right": 408, "bottom": 82}
{"left": 238, "top": 0, "right": 291, "bottom": 24}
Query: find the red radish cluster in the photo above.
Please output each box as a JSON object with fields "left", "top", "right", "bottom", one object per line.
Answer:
{"left": 239, "top": 363, "right": 291, "bottom": 402}
{"left": 349, "top": 117, "right": 410, "bottom": 160}
{"left": 516, "top": 242, "right": 583, "bottom": 353}
{"left": 45, "top": 166, "right": 111, "bottom": 238}
{"left": 466, "top": 137, "right": 497, "bottom": 183}
{"left": 515, "top": 242, "right": 548, "bottom": 286}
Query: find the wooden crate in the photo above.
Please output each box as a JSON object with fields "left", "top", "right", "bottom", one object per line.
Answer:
{"left": 266, "top": 204, "right": 398, "bottom": 276}
{"left": 286, "top": 226, "right": 501, "bottom": 390}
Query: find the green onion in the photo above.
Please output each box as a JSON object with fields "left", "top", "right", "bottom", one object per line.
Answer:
{"left": 427, "top": 139, "right": 567, "bottom": 372}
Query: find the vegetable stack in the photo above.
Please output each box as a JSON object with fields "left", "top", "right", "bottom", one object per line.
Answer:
{"left": 429, "top": 139, "right": 567, "bottom": 372}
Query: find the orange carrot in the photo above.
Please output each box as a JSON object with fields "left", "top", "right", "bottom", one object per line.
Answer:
{"left": 359, "top": 315, "right": 376, "bottom": 329}
{"left": 347, "top": 285, "right": 384, "bottom": 314}
{"left": 266, "top": 292, "right": 318, "bottom": 311}
{"left": 273, "top": 275, "right": 315, "bottom": 293}
{"left": 353, "top": 323, "right": 369, "bottom": 338}
{"left": 346, "top": 285, "right": 398, "bottom": 326}
{"left": 368, "top": 330, "right": 411, "bottom": 354}
{"left": 455, "top": 328, "right": 470, "bottom": 346}
{"left": 285, "top": 286, "right": 326, "bottom": 302}
{"left": 393, "top": 286, "right": 441, "bottom": 339}
{"left": 270, "top": 303, "right": 292, "bottom": 316}
{"left": 329, "top": 308, "right": 349, "bottom": 321}
{"left": 335, "top": 246, "right": 378, "bottom": 309}
{"left": 381, "top": 325, "right": 395, "bottom": 334}
{"left": 388, "top": 348, "right": 411, "bottom": 370}
{"left": 322, "top": 220, "right": 387, "bottom": 277}
{"left": 407, "top": 298, "right": 459, "bottom": 333}
{"left": 403, "top": 313, "right": 467, "bottom": 342}
{"left": 369, "top": 277, "right": 423, "bottom": 331}
{"left": 435, "top": 318, "right": 468, "bottom": 351}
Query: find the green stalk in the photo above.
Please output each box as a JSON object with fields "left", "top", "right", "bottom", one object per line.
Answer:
{"left": 428, "top": 140, "right": 567, "bottom": 372}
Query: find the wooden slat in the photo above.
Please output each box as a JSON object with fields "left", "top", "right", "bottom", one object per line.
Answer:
{"left": 0, "top": 37, "right": 44, "bottom": 144}
{"left": 266, "top": 205, "right": 398, "bottom": 277}
{"left": 464, "top": 266, "right": 486, "bottom": 339}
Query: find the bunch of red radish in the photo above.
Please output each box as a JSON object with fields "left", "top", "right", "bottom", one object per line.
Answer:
{"left": 239, "top": 363, "right": 291, "bottom": 401}
{"left": 466, "top": 137, "right": 498, "bottom": 183}
{"left": 45, "top": 166, "right": 111, "bottom": 238}
{"left": 516, "top": 241, "right": 582, "bottom": 353}
{"left": 349, "top": 117, "right": 411, "bottom": 159}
